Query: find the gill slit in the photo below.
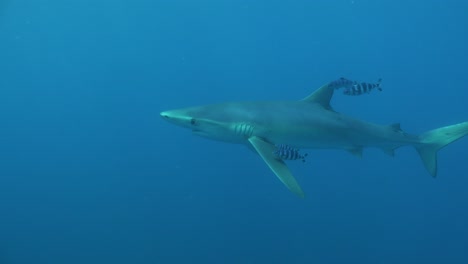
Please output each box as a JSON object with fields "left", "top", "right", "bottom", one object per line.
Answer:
{"left": 235, "top": 123, "right": 254, "bottom": 138}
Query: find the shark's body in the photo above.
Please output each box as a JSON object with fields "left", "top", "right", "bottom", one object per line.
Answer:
{"left": 161, "top": 84, "right": 468, "bottom": 197}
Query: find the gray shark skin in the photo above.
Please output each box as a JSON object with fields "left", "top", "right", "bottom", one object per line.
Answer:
{"left": 161, "top": 84, "right": 468, "bottom": 198}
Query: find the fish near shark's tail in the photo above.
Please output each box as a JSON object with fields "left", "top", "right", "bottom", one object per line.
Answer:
{"left": 415, "top": 122, "right": 468, "bottom": 177}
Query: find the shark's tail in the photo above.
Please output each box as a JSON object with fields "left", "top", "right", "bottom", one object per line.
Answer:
{"left": 415, "top": 122, "right": 468, "bottom": 177}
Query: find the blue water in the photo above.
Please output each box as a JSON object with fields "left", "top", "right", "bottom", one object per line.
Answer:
{"left": 1, "top": 0, "right": 467, "bottom": 263}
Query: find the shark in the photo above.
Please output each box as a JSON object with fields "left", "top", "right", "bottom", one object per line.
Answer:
{"left": 160, "top": 83, "right": 468, "bottom": 198}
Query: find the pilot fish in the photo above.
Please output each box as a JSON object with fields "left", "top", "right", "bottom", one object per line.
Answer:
{"left": 343, "top": 78, "right": 382, "bottom": 96}
{"left": 274, "top": 144, "right": 308, "bottom": 162}
{"left": 328, "top": 77, "right": 382, "bottom": 96}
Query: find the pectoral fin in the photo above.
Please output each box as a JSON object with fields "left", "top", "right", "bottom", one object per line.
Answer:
{"left": 248, "top": 136, "right": 305, "bottom": 198}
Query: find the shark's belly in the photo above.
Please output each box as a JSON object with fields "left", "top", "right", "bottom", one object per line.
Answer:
{"left": 263, "top": 129, "right": 355, "bottom": 149}
{"left": 253, "top": 113, "right": 413, "bottom": 150}
{"left": 254, "top": 115, "right": 357, "bottom": 149}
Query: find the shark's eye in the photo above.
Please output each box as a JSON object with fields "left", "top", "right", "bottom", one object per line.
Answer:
{"left": 190, "top": 118, "right": 196, "bottom": 125}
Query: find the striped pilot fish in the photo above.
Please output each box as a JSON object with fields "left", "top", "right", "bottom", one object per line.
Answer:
{"left": 273, "top": 144, "right": 308, "bottom": 162}
{"left": 343, "top": 78, "right": 382, "bottom": 96}
{"left": 328, "top": 77, "right": 382, "bottom": 96}
{"left": 328, "top": 77, "right": 356, "bottom": 90}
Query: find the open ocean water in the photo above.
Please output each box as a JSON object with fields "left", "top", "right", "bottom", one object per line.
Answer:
{"left": 0, "top": 0, "right": 467, "bottom": 263}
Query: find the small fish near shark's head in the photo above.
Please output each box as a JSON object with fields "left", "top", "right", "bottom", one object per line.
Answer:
{"left": 160, "top": 104, "right": 248, "bottom": 143}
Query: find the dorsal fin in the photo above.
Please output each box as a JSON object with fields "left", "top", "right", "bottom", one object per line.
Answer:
{"left": 301, "top": 83, "right": 335, "bottom": 110}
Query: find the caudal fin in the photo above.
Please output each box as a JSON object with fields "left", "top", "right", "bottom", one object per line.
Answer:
{"left": 415, "top": 122, "right": 468, "bottom": 177}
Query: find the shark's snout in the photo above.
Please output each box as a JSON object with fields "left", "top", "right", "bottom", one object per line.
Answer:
{"left": 160, "top": 110, "right": 193, "bottom": 128}
{"left": 160, "top": 111, "right": 170, "bottom": 120}
{"left": 160, "top": 111, "right": 177, "bottom": 125}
